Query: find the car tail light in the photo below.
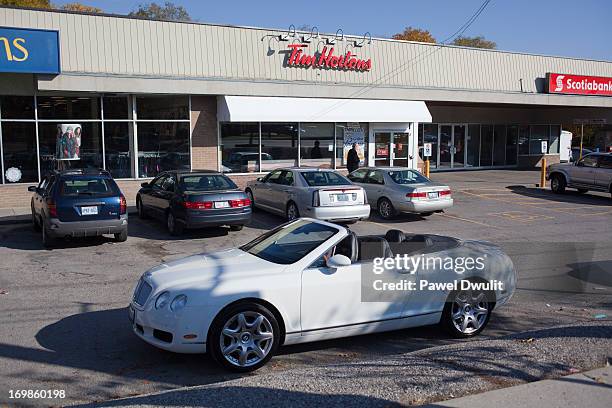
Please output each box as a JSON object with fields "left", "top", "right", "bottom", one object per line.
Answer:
{"left": 229, "top": 198, "right": 251, "bottom": 208}
{"left": 439, "top": 189, "right": 452, "bottom": 196}
{"left": 406, "top": 192, "right": 426, "bottom": 199}
{"left": 312, "top": 191, "right": 320, "bottom": 207}
{"left": 119, "top": 195, "right": 127, "bottom": 215}
{"left": 46, "top": 198, "right": 57, "bottom": 218}
{"left": 183, "top": 201, "right": 213, "bottom": 209}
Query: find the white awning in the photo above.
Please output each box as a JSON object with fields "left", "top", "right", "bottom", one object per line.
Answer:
{"left": 217, "top": 96, "right": 432, "bottom": 123}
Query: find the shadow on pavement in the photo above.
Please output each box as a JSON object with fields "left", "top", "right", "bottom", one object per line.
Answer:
{"left": 506, "top": 185, "right": 611, "bottom": 206}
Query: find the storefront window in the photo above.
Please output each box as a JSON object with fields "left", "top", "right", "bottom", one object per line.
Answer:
{"left": 493, "top": 125, "right": 506, "bottom": 166}
{"left": 506, "top": 125, "right": 518, "bottom": 165}
{"left": 480, "top": 125, "right": 493, "bottom": 166}
{"left": 105, "top": 122, "right": 133, "bottom": 178}
{"left": 137, "top": 122, "right": 190, "bottom": 177}
{"left": 1, "top": 122, "right": 38, "bottom": 183}
{"left": 136, "top": 96, "right": 189, "bottom": 120}
{"left": 529, "top": 125, "right": 549, "bottom": 155}
{"left": 261, "top": 123, "right": 298, "bottom": 171}
{"left": 37, "top": 96, "right": 101, "bottom": 119}
{"left": 549, "top": 125, "right": 561, "bottom": 154}
{"left": 467, "top": 124, "right": 480, "bottom": 167}
{"left": 1, "top": 96, "right": 35, "bottom": 119}
{"left": 38, "top": 122, "right": 103, "bottom": 176}
{"left": 103, "top": 96, "right": 131, "bottom": 119}
{"left": 220, "top": 123, "right": 260, "bottom": 173}
{"left": 300, "top": 123, "right": 334, "bottom": 168}
{"left": 335, "top": 123, "right": 368, "bottom": 168}
{"left": 518, "top": 125, "right": 529, "bottom": 155}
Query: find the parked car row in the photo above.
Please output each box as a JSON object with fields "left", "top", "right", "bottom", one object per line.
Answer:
{"left": 29, "top": 166, "right": 453, "bottom": 246}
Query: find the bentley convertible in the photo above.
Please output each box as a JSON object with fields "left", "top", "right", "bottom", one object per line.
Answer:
{"left": 129, "top": 218, "right": 516, "bottom": 372}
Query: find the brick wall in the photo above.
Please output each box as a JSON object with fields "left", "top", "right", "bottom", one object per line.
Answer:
{"left": 191, "top": 96, "right": 218, "bottom": 171}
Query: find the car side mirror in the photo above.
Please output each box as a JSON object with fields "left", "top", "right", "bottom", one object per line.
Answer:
{"left": 326, "top": 254, "right": 352, "bottom": 268}
{"left": 28, "top": 186, "right": 37, "bottom": 192}
{"left": 141, "top": 182, "right": 149, "bottom": 187}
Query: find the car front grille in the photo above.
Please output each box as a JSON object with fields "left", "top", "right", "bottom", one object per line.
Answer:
{"left": 133, "top": 279, "right": 153, "bottom": 307}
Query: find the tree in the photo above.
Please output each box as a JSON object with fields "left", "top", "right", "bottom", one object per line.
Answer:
{"left": 60, "top": 2, "right": 102, "bottom": 13}
{"left": 451, "top": 35, "right": 496, "bottom": 49}
{"left": 0, "top": 0, "right": 52, "bottom": 8}
{"left": 392, "top": 26, "right": 436, "bottom": 43}
{"left": 128, "top": 2, "right": 191, "bottom": 21}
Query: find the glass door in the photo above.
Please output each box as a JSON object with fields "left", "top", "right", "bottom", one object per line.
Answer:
{"left": 438, "top": 124, "right": 466, "bottom": 169}
{"left": 453, "top": 125, "right": 466, "bottom": 168}
{"left": 374, "top": 132, "right": 391, "bottom": 166}
{"left": 392, "top": 132, "right": 409, "bottom": 167}
{"left": 439, "top": 125, "right": 452, "bottom": 169}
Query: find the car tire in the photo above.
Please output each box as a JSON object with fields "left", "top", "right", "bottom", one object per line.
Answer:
{"left": 114, "top": 229, "right": 128, "bottom": 242}
{"left": 31, "top": 204, "right": 41, "bottom": 232}
{"left": 230, "top": 225, "right": 244, "bottom": 231}
{"left": 286, "top": 201, "right": 300, "bottom": 221}
{"left": 440, "top": 279, "right": 494, "bottom": 338}
{"left": 550, "top": 174, "right": 566, "bottom": 194}
{"left": 245, "top": 189, "right": 255, "bottom": 210}
{"left": 42, "top": 224, "right": 55, "bottom": 248}
{"left": 378, "top": 198, "right": 396, "bottom": 220}
{"left": 208, "top": 302, "right": 280, "bottom": 372}
{"left": 421, "top": 212, "right": 434, "bottom": 217}
{"left": 576, "top": 188, "right": 588, "bottom": 194}
{"left": 167, "top": 212, "right": 184, "bottom": 236}
{"left": 137, "top": 197, "right": 149, "bottom": 219}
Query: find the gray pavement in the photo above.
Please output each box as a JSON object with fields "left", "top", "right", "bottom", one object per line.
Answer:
{"left": 0, "top": 169, "right": 610, "bottom": 406}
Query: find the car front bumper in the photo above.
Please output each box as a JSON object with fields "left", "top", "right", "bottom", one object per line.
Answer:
{"left": 129, "top": 303, "right": 207, "bottom": 354}
{"left": 305, "top": 204, "right": 370, "bottom": 222}
{"left": 182, "top": 208, "right": 251, "bottom": 228}
{"left": 395, "top": 198, "right": 453, "bottom": 213}
{"left": 46, "top": 215, "right": 128, "bottom": 238}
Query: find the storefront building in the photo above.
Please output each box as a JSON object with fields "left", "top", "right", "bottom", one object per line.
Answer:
{"left": 0, "top": 7, "right": 611, "bottom": 208}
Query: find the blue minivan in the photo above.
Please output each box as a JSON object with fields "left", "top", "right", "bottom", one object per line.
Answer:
{"left": 29, "top": 169, "right": 128, "bottom": 247}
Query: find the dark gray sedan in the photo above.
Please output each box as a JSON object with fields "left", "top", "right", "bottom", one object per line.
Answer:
{"left": 348, "top": 167, "right": 453, "bottom": 219}
{"left": 136, "top": 170, "right": 251, "bottom": 235}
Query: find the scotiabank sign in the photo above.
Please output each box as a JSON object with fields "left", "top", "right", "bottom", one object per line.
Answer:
{"left": 286, "top": 44, "right": 372, "bottom": 72}
{"left": 548, "top": 73, "right": 612, "bottom": 96}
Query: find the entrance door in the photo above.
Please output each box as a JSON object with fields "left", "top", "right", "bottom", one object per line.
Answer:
{"left": 438, "top": 124, "right": 467, "bottom": 169}
{"left": 374, "top": 131, "right": 410, "bottom": 167}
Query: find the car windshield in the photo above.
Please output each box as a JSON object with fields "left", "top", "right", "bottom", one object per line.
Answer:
{"left": 180, "top": 174, "right": 237, "bottom": 191}
{"left": 388, "top": 170, "right": 429, "bottom": 184}
{"left": 241, "top": 220, "right": 339, "bottom": 264}
{"left": 300, "top": 171, "right": 351, "bottom": 187}
{"left": 59, "top": 177, "right": 117, "bottom": 197}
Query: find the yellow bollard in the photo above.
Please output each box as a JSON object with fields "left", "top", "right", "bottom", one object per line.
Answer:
{"left": 540, "top": 157, "right": 547, "bottom": 188}
{"left": 425, "top": 160, "right": 430, "bottom": 178}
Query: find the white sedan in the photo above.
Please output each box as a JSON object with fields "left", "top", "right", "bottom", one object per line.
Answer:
{"left": 129, "top": 218, "right": 516, "bottom": 372}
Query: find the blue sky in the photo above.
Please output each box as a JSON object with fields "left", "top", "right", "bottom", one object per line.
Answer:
{"left": 55, "top": 0, "right": 611, "bottom": 61}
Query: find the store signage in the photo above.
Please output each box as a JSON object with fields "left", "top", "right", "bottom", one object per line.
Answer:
{"left": 423, "top": 143, "right": 432, "bottom": 157}
{"left": 0, "top": 27, "right": 60, "bottom": 74}
{"left": 548, "top": 73, "right": 612, "bottom": 96}
{"left": 286, "top": 44, "right": 372, "bottom": 72}
{"left": 541, "top": 141, "right": 548, "bottom": 154}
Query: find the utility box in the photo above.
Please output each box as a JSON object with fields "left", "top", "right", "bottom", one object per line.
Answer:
{"left": 559, "top": 130, "right": 572, "bottom": 162}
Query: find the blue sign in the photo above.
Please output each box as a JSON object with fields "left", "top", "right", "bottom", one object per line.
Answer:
{"left": 0, "top": 26, "right": 60, "bottom": 74}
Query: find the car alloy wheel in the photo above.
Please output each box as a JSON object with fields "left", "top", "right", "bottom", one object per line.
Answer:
{"left": 551, "top": 175, "right": 565, "bottom": 194}
{"left": 378, "top": 198, "right": 394, "bottom": 219}
{"left": 31, "top": 205, "right": 41, "bottom": 232}
{"left": 246, "top": 189, "right": 254, "bottom": 208}
{"left": 286, "top": 202, "right": 299, "bottom": 221}
{"left": 219, "top": 311, "right": 275, "bottom": 369}
{"left": 167, "top": 212, "right": 183, "bottom": 236}
{"left": 449, "top": 289, "right": 490, "bottom": 336}
{"left": 137, "top": 198, "right": 148, "bottom": 219}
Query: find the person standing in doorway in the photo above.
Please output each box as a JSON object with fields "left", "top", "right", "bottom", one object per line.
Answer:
{"left": 347, "top": 143, "right": 360, "bottom": 173}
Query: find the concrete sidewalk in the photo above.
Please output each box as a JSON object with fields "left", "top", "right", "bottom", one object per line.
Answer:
{"left": 427, "top": 365, "right": 612, "bottom": 408}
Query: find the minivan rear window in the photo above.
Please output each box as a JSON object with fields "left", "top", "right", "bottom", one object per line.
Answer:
{"left": 59, "top": 178, "right": 117, "bottom": 197}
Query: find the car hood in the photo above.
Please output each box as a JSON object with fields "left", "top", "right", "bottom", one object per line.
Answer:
{"left": 144, "top": 248, "right": 281, "bottom": 290}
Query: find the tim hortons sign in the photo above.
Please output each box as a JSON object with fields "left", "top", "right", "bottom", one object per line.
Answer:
{"left": 286, "top": 43, "right": 372, "bottom": 72}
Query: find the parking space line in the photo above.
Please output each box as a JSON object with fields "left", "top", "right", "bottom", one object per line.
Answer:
{"left": 487, "top": 211, "right": 555, "bottom": 223}
{"left": 435, "top": 213, "right": 503, "bottom": 229}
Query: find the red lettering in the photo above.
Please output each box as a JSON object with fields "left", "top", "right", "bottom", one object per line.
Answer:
{"left": 285, "top": 44, "right": 371, "bottom": 72}
{"left": 287, "top": 44, "right": 306, "bottom": 66}
{"left": 330, "top": 56, "right": 339, "bottom": 68}
{"left": 347, "top": 58, "right": 357, "bottom": 69}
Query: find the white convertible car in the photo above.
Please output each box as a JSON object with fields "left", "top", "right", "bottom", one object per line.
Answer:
{"left": 129, "top": 218, "right": 516, "bottom": 372}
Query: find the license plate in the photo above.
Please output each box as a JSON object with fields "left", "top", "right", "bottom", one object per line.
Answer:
{"left": 128, "top": 305, "right": 135, "bottom": 323}
{"left": 214, "top": 201, "right": 230, "bottom": 209}
{"left": 335, "top": 194, "right": 350, "bottom": 202}
{"left": 427, "top": 192, "right": 439, "bottom": 199}
{"left": 81, "top": 206, "right": 98, "bottom": 215}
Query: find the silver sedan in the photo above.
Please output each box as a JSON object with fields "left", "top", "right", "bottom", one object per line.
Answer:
{"left": 246, "top": 168, "right": 370, "bottom": 222}
{"left": 347, "top": 167, "right": 453, "bottom": 219}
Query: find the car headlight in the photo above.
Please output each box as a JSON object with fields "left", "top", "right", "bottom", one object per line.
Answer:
{"left": 170, "top": 294, "right": 188, "bottom": 312}
{"left": 155, "top": 291, "right": 170, "bottom": 309}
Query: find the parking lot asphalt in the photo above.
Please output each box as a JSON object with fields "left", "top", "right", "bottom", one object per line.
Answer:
{"left": 0, "top": 169, "right": 610, "bottom": 406}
